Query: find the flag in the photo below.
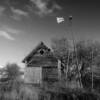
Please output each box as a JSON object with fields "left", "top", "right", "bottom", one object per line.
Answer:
{"left": 56, "top": 17, "right": 65, "bottom": 24}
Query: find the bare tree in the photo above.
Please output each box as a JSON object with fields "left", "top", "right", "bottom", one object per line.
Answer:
{"left": 76, "top": 40, "right": 100, "bottom": 89}
{"left": 51, "top": 38, "right": 100, "bottom": 90}
{"left": 51, "top": 37, "right": 72, "bottom": 81}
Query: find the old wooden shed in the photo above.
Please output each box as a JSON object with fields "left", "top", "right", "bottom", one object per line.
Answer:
{"left": 22, "top": 42, "right": 60, "bottom": 85}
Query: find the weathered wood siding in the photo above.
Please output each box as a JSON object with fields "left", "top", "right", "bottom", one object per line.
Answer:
{"left": 27, "top": 57, "right": 58, "bottom": 67}
{"left": 24, "top": 67, "right": 42, "bottom": 84}
{"left": 42, "top": 67, "right": 58, "bottom": 82}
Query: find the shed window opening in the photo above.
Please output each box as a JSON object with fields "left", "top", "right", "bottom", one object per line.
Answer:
{"left": 40, "top": 49, "right": 44, "bottom": 55}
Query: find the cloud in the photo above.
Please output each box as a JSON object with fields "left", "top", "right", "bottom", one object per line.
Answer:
{"left": 0, "top": 6, "right": 5, "bottom": 16}
{"left": 0, "top": 0, "right": 61, "bottom": 17}
{"left": 11, "top": 7, "right": 29, "bottom": 20}
{"left": 0, "top": 26, "right": 21, "bottom": 40}
{"left": 30, "top": 0, "right": 62, "bottom": 16}
{"left": 3, "top": 26, "right": 20, "bottom": 34}
{"left": 11, "top": 7, "right": 28, "bottom": 16}
{"left": 0, "top": 31, "right": 15, "bottom": 40}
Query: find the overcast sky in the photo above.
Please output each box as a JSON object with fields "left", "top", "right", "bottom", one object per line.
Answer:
{"left": 0, "top": 0, "right": 100, "bottom": 67}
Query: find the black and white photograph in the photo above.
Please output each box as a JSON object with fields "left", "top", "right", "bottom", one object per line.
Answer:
{"left": 0, "top": 0, "right": 100, "bottom": 100}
